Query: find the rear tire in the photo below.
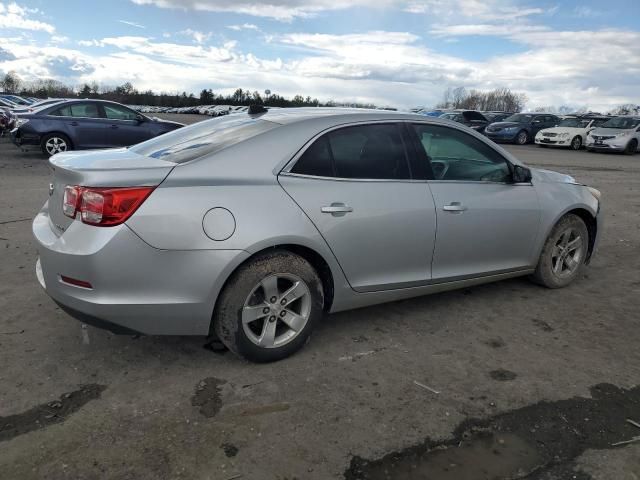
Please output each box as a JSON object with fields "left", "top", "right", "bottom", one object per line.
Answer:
{"left": 570, "top": 136, "right": 582, "bottom": 150}
{"left": 531, "top": 214, "right": 589, "bottom": 288}
{"left": 41, "top": 133, "right": 72, "bottom": 157}
{"left": 515, "top": 130, "right": 529, "bottom": 145}
{"left": 213, "top": 250, "right": 324, "bottom": 362}
{"left": 624, "top": 139, "right": 638, "bottom": 155}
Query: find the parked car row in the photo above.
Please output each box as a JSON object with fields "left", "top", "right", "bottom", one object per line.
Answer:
{"left": 422, "top": 108, "right": 639, "bottom": 154}
{"left": 129, "top": 104, "right": 252, "bottom": 116}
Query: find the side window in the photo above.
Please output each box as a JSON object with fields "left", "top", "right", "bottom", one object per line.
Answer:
{"left": 292, "top": 124, "right": 411, "bottom": 180}
{"left": 411, "top": 124, "right": 512, "bottom": 183}
{"left": 103, "top": 104, "right": 139, "bottom": 121}
{"left": 51, "top": 103, "right": 101, "bottom": 118}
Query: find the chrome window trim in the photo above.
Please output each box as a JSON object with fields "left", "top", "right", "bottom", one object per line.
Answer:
{"left": 279, "top": 171, "right": 430, "bottom": 184}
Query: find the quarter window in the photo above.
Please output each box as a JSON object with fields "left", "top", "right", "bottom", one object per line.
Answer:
{"left": 51, "top": 103, "right": 101, "bottom": 119}
{"left": 411, "top": 124, "right": 512, "bottom": 183}
{"left": 292, "top": 124, "right": 411, "bottom": 180}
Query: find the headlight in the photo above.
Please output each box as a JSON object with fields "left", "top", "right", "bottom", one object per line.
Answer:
{"left": 559, "top": 133, "right": 570, "bottom": 139}
{"left": 587, "top": 187, "right": 602, "bottom": 201}
{"left": 616, "top": 131, "right": 631, "bottom": 138}
{"left": 15, "top": 118, "right": 29, "bottom": 127}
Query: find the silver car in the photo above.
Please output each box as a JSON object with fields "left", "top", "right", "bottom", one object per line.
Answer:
{"left": 33, "top": 108, "right": 602, "bottom": 362}
{"left": 586, "top": 116, "right": 640, "bottom": 154}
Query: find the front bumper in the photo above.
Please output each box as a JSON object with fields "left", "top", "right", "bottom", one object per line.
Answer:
{"left": 10, "top": 127, "right": 40, "bottom": 148}
{"left": 485, "top": 130, "right": 518, "bottom": 142}
{"left": 586, "top": 140, "right": 626, "bottom": 152}
{"left": 535, "top": 137, "right": 572, "bottom": 147}
{"left": 33, "top": 203, "right": 250, "bottom": 335}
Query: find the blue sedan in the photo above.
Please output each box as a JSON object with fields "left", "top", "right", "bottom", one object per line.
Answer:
{"left": 11, "top": 99, "right": 184, "bottom": 156}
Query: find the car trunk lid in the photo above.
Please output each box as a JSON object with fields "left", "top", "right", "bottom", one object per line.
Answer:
{"left": 47, "top": 148, "right": 175, "bottom": 234}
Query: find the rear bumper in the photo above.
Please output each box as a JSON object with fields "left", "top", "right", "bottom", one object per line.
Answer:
{"left": 33, "top": 204, "right": 250, "bottom": 335}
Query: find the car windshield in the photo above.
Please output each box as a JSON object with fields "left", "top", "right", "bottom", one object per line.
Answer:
{"left": 504, "top": 114, "right": 533, "bottom": 123}
{"left": 559, "top": 118, "right": 590, "bottom": 128}
{"left": 130, "top": 115, "right": 278, "bottom": 163}
{"left": 600, "top": 117, "right": 640, "bottom": 129}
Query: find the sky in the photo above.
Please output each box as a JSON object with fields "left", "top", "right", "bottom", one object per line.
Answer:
{"left": 0, "top": 0, "right": 639, "bottom": 110}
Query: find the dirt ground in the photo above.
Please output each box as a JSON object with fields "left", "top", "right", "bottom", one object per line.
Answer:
{"left": 1, "top": 114, "right": 639, "bottom": 480}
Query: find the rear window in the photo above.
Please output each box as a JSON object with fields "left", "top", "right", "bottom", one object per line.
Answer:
{"left": 130, "top": 116, "right": 278, "bottom": 163}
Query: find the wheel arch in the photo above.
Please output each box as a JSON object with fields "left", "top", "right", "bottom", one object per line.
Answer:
{"left": 208, "top": 242, "right": 337, "bottom": 336}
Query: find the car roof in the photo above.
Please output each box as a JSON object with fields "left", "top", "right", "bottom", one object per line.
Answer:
{"left": 255, "top": 107, "right": 450, "bottom": 126}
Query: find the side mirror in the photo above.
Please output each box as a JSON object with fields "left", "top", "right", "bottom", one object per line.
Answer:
{"left": 512, "top": 165, "right": 532, "bottom": 183}
{"left": 135, "top": 114, "right": 146, "bottom": 123}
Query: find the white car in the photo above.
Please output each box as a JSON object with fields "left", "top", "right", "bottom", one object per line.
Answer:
{"left": 586, "top": 116, "right": 640, "bottom": 154}
{"left": 536, "top": 116, "right": 609, "bottom": 150}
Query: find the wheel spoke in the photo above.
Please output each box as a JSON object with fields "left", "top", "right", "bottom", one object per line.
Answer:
{"left": 281, "top": 311, "right": 306, "bottom": 332}
{"left": 553, "top": 256, "right": 564, "bottom": 274}
{"left": 280, "top": 281, "right": 306, "bottom": 305}
{"left": 566, "top": 236, "right": 582, "bottom": 252}
{"left": 260, "top": 275, "right": 279, "bottom": 301}
{"left": 258, "top": 319, "right": 277, "bottom": 347}
{"left": 242, "top": 304, "right": 268, "bottom": 324}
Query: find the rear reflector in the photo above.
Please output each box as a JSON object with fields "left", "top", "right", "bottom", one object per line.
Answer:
{"left": 60, "top": 275, "right": 93, "bottom": 289}
{"left": 62, "top": 186, "right": 155, "bottom": 227}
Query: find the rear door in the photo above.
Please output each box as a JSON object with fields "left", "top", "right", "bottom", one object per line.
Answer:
{"left": 101, "top": 103, "right": 150, "bottom": 146}
{"left": 279, "top": 122, "right": 437, "bottom": 292}
{"left": 48, "top": 102, "right": 109, "bottom": 148}
{"left": 409, "top": 122, "right": 541, "bottom": 280}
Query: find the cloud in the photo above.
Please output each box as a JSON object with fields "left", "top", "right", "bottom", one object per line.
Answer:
{"left": 118, "top": 19, "right": 146, "bottom": 29}
{"left": 180, "top": 29, "right": 212, "bottom": 44}
{"left": 0, "top": 2, "right": 55, "bottom": 33}
{"left": 227, "top": 23, "right": 260, "bottom": 32}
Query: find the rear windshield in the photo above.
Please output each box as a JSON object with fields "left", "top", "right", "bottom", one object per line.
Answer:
{"left": 130, "top": 115, "right": 278, "bottom": 163}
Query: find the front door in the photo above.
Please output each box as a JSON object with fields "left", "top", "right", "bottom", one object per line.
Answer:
{"left": 101, "top": 103, "right": 150, "bottom": 146}
{"left": 279, "top": 123, "right": 437, "bottom": 292}
{"left": 410, "top": 122, "right": 541, "bottom": 281}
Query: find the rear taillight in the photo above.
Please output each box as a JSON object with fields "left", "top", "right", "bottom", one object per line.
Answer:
{"left": 62, "top": 186, "right": 155, "bottom": 227}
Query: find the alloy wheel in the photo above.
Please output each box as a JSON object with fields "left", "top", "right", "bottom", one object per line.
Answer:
{"left": 551, "top": 228, "right": 584, "bottom": 278}
{"left": 45, "top": 137, "right": 68, "bottom": 155}
{"left": 571, "top": 136, "right": 582, "bottom": 150}
{"left": 241, "top": 273, "right": 312, "bottom": 348}
{"left": 517, "top": 131, "right": 528, "bottom": 145}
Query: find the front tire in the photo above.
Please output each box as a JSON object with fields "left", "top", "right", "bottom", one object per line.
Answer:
{"left": 531, "top": 214, "right": 589, "bottom": 288}
{"left": 213, "top": 250, "right": 324, "bottom": 362}
{"left": 41, "top": 133, "right": 72, "bottom": 157}
{"left": 570, "top": 136, "right": 582, "bottom": 150}
{"left": 515, "top": 130, "right": 529, "bottom": 145}
{"left": 624, "top": 139, "right": 638, "bottom": 155}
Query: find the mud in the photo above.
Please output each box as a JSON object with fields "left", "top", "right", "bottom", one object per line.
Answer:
{"left": 191, "top": 377, "right": 226, "bottom": 418}
{"left": 345, "top": 384, "right": 640, "bottom": 480}
{"left": 0, "top": 384, "right": 106, "bottom": 442}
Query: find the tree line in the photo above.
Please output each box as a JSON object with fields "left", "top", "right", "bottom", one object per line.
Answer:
{"left": 437, "top": 86, "right": 528, "bottom": 113}
{"left": 0, "top": 71, "right": 375, "bottom": 109}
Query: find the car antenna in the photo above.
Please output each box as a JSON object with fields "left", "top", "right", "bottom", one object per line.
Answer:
{"left": 248, "top": 104, "right": 268, "bottom": 115}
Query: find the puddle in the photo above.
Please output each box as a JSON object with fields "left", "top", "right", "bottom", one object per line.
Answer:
{"left": 0, "top": 384, "right": 106, "bottom": 443}
{"left": 345, "top": 384, "right": 640, "bottom": 480}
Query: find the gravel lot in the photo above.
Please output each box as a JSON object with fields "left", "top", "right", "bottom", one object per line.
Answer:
{"left": 1, "top": 114, "right": 639, "bottom": 480}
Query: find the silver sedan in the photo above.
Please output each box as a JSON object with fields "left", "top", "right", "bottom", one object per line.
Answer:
{"left": 33, "top": 108, "right": 602, "bottom": 362}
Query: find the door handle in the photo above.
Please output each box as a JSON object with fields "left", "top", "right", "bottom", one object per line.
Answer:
{"left": 321, "top": 203, "right": 353, "bottom": 217}
{"left": 69, "top": 121, "right": 78, "bottom": 127}
{"left": 443, "top": 202, "right": 467, "bottom": 213}
{"left": 110, "top": 124, "right": 119, "bottom": 129}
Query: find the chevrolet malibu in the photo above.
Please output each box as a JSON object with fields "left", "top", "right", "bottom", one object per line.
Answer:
{"left": 33, "top": 109, "right": 602, "bottom": 362}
